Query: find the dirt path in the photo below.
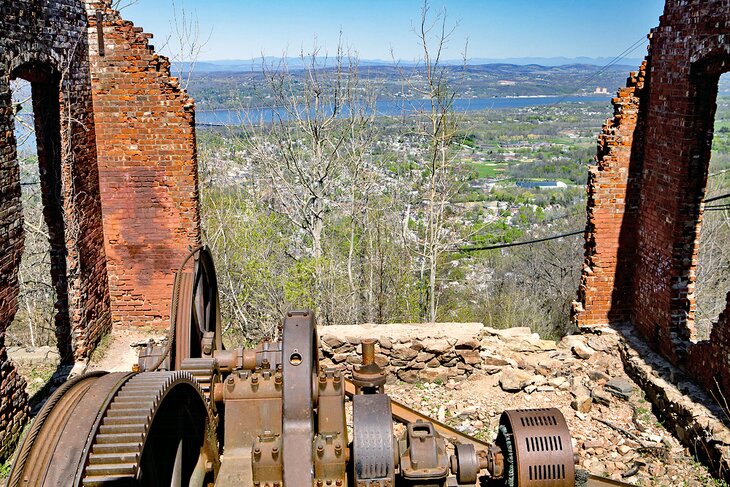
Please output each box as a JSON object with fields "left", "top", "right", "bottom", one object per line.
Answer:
{"left": 87, "top": 328, "right": 162, "bottom": 372}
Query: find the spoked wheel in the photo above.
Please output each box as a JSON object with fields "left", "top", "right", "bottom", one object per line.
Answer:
{"left": 171, "top": 246, "right": 223, "bottom": 369}
{"left": 7, "top": 371, "right": 218, "bottom": 487}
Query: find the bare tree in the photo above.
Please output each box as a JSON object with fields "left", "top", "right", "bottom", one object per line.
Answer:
{"left": 242, "top": 38, "right": 378, "bottom": 323}
{"left": 400, "top": 1, "right": 466, "bottom": 322}
{"left": 111, "top": 0, "right": 141, "bottom": 11}
{"left": 695, "top": 175, "right": 730, "bottom": 340}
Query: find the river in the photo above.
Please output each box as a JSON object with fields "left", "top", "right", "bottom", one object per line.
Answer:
{"left": 195, "top": 95, "right": 612, "bottom": 126}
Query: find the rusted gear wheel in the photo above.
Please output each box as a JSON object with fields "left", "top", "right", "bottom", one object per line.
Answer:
{"left": 181, "top": 356, "right": 219, "bottom": 405}
{"left": 7, "top": 371, "right": 217, "bottom": 487}
{"left": 7, "top": 372, "right": 131, "bottom": 487}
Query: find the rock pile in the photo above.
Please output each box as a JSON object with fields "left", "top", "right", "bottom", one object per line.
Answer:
{"left": 322, "top": 322, "right": 721, "bottom": 484}
{"left": 6, "top": 346, "right": 61, "bottom": 365}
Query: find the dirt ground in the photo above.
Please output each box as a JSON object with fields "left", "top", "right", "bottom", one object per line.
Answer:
{"left": 86, "top": 327, "right": 164, "bottom": 372}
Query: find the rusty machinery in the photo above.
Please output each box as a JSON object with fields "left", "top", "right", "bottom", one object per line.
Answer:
{"left": 6, "top": 247, "right": 629, "bottom": 487}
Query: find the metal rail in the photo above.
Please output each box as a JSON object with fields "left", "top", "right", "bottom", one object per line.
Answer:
{"left": 585, "top": 474, "right": 635, "bottom": 486}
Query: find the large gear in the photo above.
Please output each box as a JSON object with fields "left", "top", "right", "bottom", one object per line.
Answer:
{"left": 8, "top": 371, "right": 215, "bottom": 487}
{"left": 82, "top": 371, "right": 211, "bottom": 485}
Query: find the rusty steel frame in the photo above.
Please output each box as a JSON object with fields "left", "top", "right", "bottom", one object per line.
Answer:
{"left": 281, "top": 310, "right": 318, "bottom": 485}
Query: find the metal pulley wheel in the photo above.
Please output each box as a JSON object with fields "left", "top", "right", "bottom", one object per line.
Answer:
{"left": 281, "top": 310, "right": 319, "bottom": 485}
{"left": 170, "top": 245, "right": 223, "bottom": 369}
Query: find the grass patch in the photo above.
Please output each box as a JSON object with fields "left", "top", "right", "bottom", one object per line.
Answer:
{"left": 16, "top": 363, "right": 56, "bottom": 398}
{"left": 472, "top": 161, "right": 507, "bottom": 178}
{"left": 0, "top": 457, "right": 11, "bottom": 480}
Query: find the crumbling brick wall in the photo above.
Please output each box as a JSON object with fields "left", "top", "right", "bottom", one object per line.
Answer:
{"left": 688, "top": 292, "right": 730, "bottom": 395}
{"left": 577, "top": 0, "right": 730, "bottom": 395}
{"left": 85, "top": 1, "right": 201, "bottom": 329}
{"left": 0, "top": 0, "right": 112, "bottom": 459}
{"left": 574, "top": 63, "right": 648, "bottom": 326}
{"left": 0, "top": 0, "right": 201, "bottom": 460}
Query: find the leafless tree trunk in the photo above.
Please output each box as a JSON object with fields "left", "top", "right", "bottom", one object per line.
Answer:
{"left": 242, "top": 38, "right": 377, "bottom": 324}
{"left": 400, "top": 1, "right": 465, "bottom": 322}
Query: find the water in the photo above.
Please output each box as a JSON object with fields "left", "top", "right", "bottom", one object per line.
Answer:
{"left": 195, "top": 95, "right": 612, "bottom": 126}
{"left": 12, "top": 95, "right": 613, "bottom": 150}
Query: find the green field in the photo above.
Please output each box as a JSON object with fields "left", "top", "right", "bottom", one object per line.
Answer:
{"left": 472, "top": 161, "right": 508, "bottom": 178}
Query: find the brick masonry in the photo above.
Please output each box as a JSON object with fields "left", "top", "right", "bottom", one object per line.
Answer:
{"left": 574, "top": 63, "right": 648, "bottom": 326}
{"left": 0, "top": 0, "right": 112, "bottom": 460}
{"left": 0, "top": 0, "right": 200, "bottom": 460}
{"left": 576, "top": 0, "right": 730, "bottom": 397}
{"left": 85, "top": 1, "right": 201, "bottom": 330}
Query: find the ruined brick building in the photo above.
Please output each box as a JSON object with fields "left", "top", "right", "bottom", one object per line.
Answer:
{"left": 575, "top": 0, "right": 730, "bottom": 399}
{"left": 0, "top": 0, "right": 200, "bottom": 458}
{"left": 1, "top": 0, "right": 730, "bottom": 471}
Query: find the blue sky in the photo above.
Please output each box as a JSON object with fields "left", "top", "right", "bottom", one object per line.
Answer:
{"left": 120, "top": 0, "right": 666, "bottom": 62}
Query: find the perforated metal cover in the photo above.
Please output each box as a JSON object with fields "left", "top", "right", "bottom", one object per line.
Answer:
{"left": 499, "top": 408, "right": 575, "bottom": 486}
{"left": 352, "top": 394, "right": 395, "bottom": 484}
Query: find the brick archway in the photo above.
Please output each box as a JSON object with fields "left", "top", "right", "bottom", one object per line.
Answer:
{"left": 575, "top": 0, "right": 730, "bottom": 397}
{"left": 10, "top": 62, "right": 74, "bottom": 361}
{"left": 0, "top": 0, "right": 112, "bottom": 460}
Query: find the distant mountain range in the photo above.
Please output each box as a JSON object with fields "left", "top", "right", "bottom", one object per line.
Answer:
{"left": 184, "top": 62, "right": 642, "bottom": 110}
{"left": 176, "top": 56, "right": 646, "bottom": 74}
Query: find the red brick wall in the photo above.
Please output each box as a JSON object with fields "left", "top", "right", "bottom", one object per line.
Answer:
{"left": 577, "top": 0, "right": 730, "bottom": 395}
{"left": 86, "top": 1, "right": 201, "bottom": 329}
{"left": 630, "top": 0, "right": 729, "bottom": 360}
{"left": 574, "top": 62, "right": 648, "bottom": 326}
{"left": 0, "top": 0, "right": 112, "bottom": 459}
{"left": 688, "top": 292, "right": 730, "bottom": 395}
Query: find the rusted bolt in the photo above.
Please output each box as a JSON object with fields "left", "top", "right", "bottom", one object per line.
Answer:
{"left": 251, "top": 375, "right": 259, "bottom": 384}
{"left": 316, "top": 480, "right": 323, "bottom": 487}
{"left": 227, "top": 376, "right": 234, "bottom": 384}
{"left": 254, "top": 447, "right": 261, "bottom": 455}
{"left": 272, "top": 446, "right": 279, "bottom": 454}
{"left": 131, "top": 363, "right": 140, "bottom": 373}
{"left": 336, "top": 480, "right": 342, "bottom": 486}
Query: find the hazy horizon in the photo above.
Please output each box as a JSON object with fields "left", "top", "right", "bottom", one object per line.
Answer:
{"left": 120, "top": 0, "right": 664, "bottom": 64}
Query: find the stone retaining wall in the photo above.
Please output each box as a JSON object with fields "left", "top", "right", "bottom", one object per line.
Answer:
{"left": 319, "top": 322, "right": 558, "bottom": 384}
